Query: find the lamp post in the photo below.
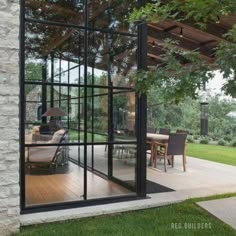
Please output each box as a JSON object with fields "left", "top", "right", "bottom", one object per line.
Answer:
{"left": 200, "top": 90, "right": 209, "bottom": 136}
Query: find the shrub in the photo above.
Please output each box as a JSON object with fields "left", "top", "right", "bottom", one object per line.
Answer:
{"left": 200, "top": 138, "right": 209, "bottom": 144}
{"left": 193, "top": 135, "right": 199, "bottom": 140}
{"left": 218, "top": 139, "right": 225, "bottom": 146}
{"left": 187, "top": 136, "right": 195, "bottom": 143}
{"left": 223, "top": 135, "right": 232, "bottom": 142}
{"left": 209, "top": 133, "right": 221, "bottom": 141}
{"left": 231, "top": 139, "right": 236, "bottom": 147}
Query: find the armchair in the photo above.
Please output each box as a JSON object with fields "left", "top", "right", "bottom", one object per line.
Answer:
{"left": 26, "top": 129, "right": 68, "bottom": 173}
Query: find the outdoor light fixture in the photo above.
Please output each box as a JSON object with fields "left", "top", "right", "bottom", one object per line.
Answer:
{"left": 179, "top": 27, "right": 184, "bottom": 38}
{"left": 200, "top": 90, "right": 209, "bottom": 136}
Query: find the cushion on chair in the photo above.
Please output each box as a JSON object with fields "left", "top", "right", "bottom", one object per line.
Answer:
{"left": 28, "top": 146, "right": 58, "bottom": 163}
{"left": 48, "top": 129, "right": 65, "bottom": 144}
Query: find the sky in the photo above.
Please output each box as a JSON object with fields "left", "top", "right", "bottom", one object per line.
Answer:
{"left": 206, "top": 70, "right": 235, "bottom": 101}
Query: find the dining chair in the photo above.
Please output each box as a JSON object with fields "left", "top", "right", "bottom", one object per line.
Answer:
{"left": 147, "top": 127, "right": 157, "bottom": 133}
{"left": 153, "top": 133, "right": 187, "bottom": 172}
{"left": 146, "top": 127, "right": 157, "bottom": 165}
{"left": 159, "top": 128, "right": 171, "bottom": 135}
{"left": 176, "top": 129, "right": 189, "bottom": 134}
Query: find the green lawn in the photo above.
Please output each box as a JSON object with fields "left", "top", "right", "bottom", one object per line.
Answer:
{"left": 186, "top": 143, "right": 236, "bottom": 166}
{"left": 69, "top": 130, "right": 107, "bottom": 142}
{"left": 16, "top": 193, "right": 236, "bottom": 236}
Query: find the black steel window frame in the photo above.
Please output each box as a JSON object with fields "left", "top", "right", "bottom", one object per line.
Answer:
{"left": 20, "top": 0, "right": 147, "bottom": 214}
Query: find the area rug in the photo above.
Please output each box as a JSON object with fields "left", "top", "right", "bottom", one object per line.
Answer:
{"left": 125, "top": 180, "right": 175, "bottom": 194}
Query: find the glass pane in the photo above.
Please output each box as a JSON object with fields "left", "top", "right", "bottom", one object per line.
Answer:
{"left": 25, "top": 0, "right": 85, "bottom": 26}
{"left": 87, "top": 31, "right": 137, "bottom": 88}
{"left": 25, "top": 145, "right": 84, "bottom": 207}
{"left": 111, "top": 34, "right": 137, "bottom": 88}
{"left": 87, "top": 144, "right": 133, "bottom": 199}
{"left": 25, "top": 22, "right": 85, "bottom": 84}
{"left": 88, "top": 31, "right": 109, "bottom": 86}
{"left": 113, "top": 143, "right": 136, "bottom": 189}
{"left": 113, "top": 91, "right": 136, "bottom": 141}
{"left": 93, "top": 144, "right": 108, "bottom": 174}
{"left": 86, "top": 88, "right": 108, "bottom": 143}
{"left": 88, "top": 0, "right": 138, "bottom": 34}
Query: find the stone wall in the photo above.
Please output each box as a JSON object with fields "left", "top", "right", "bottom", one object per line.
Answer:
{"left": 0, "top": 0, "right": 20, "bottom": 235}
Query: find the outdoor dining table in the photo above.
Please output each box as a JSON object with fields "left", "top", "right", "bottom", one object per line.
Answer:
{"left": 146, "top": 133, "right": 169, "bottom": 166}
{"left": 147, "top": 133, "right": 169, "bottom": 142}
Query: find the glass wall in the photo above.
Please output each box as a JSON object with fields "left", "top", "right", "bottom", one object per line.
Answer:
{"left": 22, "top": 0, "right": 145, "bottom": 210}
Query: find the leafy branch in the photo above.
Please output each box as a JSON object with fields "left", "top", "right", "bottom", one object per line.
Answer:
{"left": 135, "top": 40, "right": 214, "bottom": 102}
{"left": 129, "top": 1, "right": 236, "bottom": 99}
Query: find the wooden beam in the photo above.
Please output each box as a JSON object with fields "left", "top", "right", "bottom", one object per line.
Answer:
{"left": 148, "top": 24, "right": 216, "bottom": 59}
{"left": 147, "top": 36, "right": 214, "bottom": 64}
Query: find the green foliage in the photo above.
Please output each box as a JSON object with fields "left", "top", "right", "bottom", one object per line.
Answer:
{"left": 215, "top": 26, "right": 236, "bottom": 97}
{"left": 223, "top": 135, "right": 233, "bottom": 142}
{"left": 193, "top": 135, "right": 200, "bottom": 140}
{"left": 134, "top": 40, "right": 214, "bottom": 99}
{"left": 200, "top": 137, "right": 209, "bottom": 144}
{"left": 147, "top": 93, "right": 236, "bottom": 139}
{"left": 208, "top": 95, "right": 236, "bottom": 136}
{"left": 176, "top": 0, "right": 236, "bottom": 29}
{"left": 129, "top": 1, "right": 178, "bottom": 23}
{"left": 25, "top": 62, "right": 43, "bottom": 94}
{"left": 187, "top": 136, "right": 195, "bottom": 143}
{"left": 129, "top": 0, "right": 236, "bottom": 29}
{"left": 218, "top": 139, "right": 226, "bottom": 146}
{"left": 129, "top": 1, "right": 236, "bottom": 99}
{"left": 231, "top": 138, "right": 236, "bottom": 147}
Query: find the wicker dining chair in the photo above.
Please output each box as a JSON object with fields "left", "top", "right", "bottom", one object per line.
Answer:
{"left": 159, "top": 128, "right": 171, "bottom": 135}
{"left": 147, "top": 127, "right": 157, "bottom": 133}
{"left": 153, "top": 133, "right": 187, "bottom": 172}
{"left": 176, "top": 129, "right": 189, "bottom": 134}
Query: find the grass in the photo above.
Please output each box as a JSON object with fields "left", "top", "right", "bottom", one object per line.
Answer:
{"left": 16, "top": 193, "right": 236, "bottom": 236}
{"left": 186, "top": 143, "right": 236, "bottom": 166}
{"left": 69, "top": 130, "right": 107, "bottom": 142}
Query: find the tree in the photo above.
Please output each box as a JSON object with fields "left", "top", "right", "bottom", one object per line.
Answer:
{"left": 25, "top": 62, "right": 43, "bottom": 94}
{"left": 129, "top": 0, "right": 236, "bottom": 99}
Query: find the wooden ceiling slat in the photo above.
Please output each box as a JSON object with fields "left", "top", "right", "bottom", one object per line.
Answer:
{"left": 148, "top": 25, "right": 215, "bottom": 58}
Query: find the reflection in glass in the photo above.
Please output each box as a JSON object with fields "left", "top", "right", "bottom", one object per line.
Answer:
{"left": 25, "top": 0, "right": 85, "bottom": 26}
{"left": 23, "top": 0, "right": 139, "bottom": 208}
{"left": 25, "top": 145, "right": 84, "bottom": 207}
{"left": 113, "top": 91, "right": 136, "bottom": 141}
{"left": 88, "top": 0, "right": 137, "bottom": 33}
{"left": 113, "top": 143, "right": 136, "bottom": 188}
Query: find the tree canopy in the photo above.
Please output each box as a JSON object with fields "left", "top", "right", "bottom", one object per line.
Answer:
{"left": 129, "top": 0, "right": 236, "bottom": 100}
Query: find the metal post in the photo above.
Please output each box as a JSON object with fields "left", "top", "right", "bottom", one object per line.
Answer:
{"left": 42, "top": 57, "right": 47, "bottom": 124}
{"left": 50, "top": 53, "right": 54, "bottom": 109}
{"left": 136, "top": 0, "right": 147, "bottom": 197}
{"left": 83, "top": 0, "right": 88, "bottom": 200}
{"left": 107, "top": 32, "right": 114, "bottom": 179}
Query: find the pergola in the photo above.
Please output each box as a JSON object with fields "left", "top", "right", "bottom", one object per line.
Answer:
{"left": 146, "top": 14, "right": 236, "bottom": 66}
{"left": 25, "top": 0, "right": 236, "bottom": 70}
{"left": 21, "top": 0, "right": 236, "bottom": 212}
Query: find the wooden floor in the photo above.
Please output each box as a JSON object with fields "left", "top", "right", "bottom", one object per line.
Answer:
{"left": 25, "top": 162, "right": 131, "bottom": 207}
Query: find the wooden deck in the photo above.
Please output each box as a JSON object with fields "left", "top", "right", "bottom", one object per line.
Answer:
{"left": 25, "top": 162, "right": 131, "bottom": 207}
